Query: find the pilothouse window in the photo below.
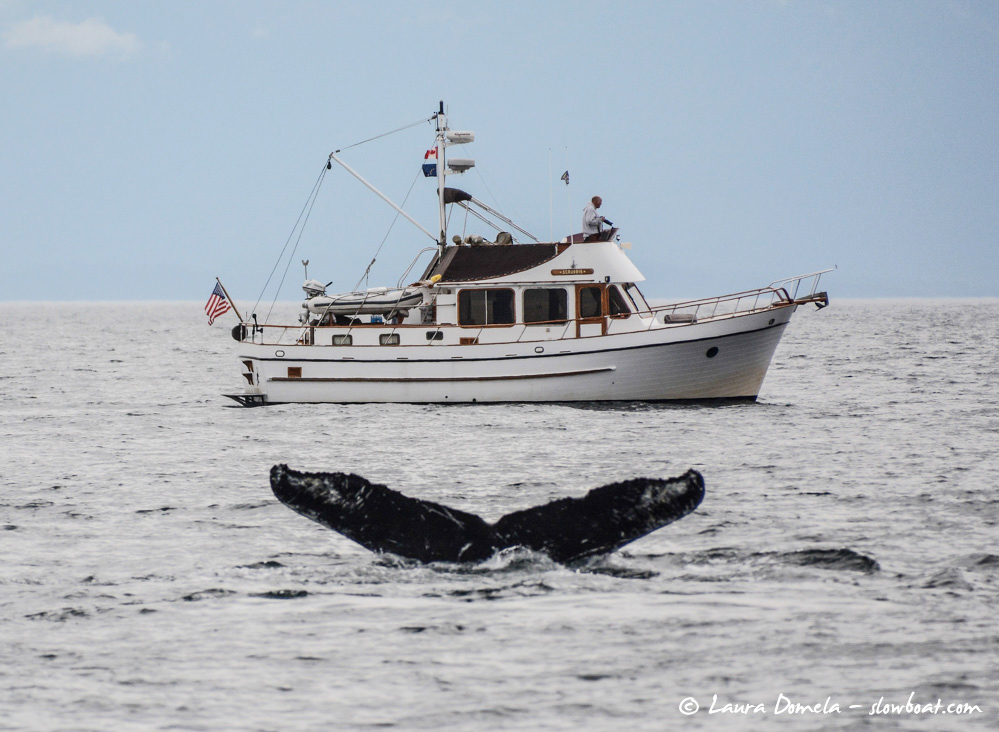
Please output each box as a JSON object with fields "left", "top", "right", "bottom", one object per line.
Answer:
{"left": 608, "top": 286, "right": 630, "bottom": 316}
{"left": 524, "top": 288, "right": 568, "bottom": 324}
{"left": 623, "top": 283, "right": 650, "bottom": 313}
{"left": 579, "top": 286, "right": 603, "bottom": 319}
{"left": 458, "top": 289, "right": 515, "bottom": 326}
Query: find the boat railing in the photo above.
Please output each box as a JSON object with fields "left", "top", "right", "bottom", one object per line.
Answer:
{"left": 646, "top": 268, "right": 833, "bottom": 327}
{"left": 239, "top": 269, "right": 833, "bottom": 345}
{"left": 245, "top": 323, "right": 309, "bottom": 345}
{"left": 647, "top": 287, "right": 784, "bottom": 325}
{"left": 243, "top": 300, "right": 754, "bottom": 346}
{"left": 396, "top": 247, "right": 438, "bottom": 288}
{"left": 767, "top": 267, "right": 834, "bottom": 305}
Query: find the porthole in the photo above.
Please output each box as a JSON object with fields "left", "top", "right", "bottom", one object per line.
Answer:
{"left": 706, "top": 347, "right": 719, "bottom": 358}
{"left": 275, "top": 350, "right": 285, "bottom": 358}
{"left": 535, "top": 346, "right": 545, "bottom": 354}
{"left": 768, "top": 318, "right": 775, "bottom": 325}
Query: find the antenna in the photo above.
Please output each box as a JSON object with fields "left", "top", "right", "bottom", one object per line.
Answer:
{"left": 565, "top": 147, "right": 573, "bottom": 242}
{"left": 435, "top": 102, "right": 448, "bottom": 252}
{"left": 548, "top": 149, "right": 553, "bottom": 243}
{"left": 302, "top": 259, "right": 309, "bottom": 280}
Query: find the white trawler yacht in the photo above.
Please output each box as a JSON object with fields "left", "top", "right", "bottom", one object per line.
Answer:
{"left": 224, "top": 103, "right": 830, "bottom": 405}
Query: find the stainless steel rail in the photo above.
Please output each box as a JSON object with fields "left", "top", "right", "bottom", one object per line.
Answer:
{"left": 238, "top": 269, "right": 833, "bottom": 346}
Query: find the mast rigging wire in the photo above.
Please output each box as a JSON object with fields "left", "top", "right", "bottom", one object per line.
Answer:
{"left": 253, "top": 162, "right": 328, "bottom": 319}
{"left": 332, "top": 116, "right": 434, "bottom": 154}
{"left": 473, "top": 166, "right": 532, "bottom": 238}
{"left": 264, "top": 163, "right": 328, "bottom": 324}
{"left": 351, "top": 167, "right": 423, "bottom": 292}
{"left": 254, "top": 115, "right": 434, "bottom": 321}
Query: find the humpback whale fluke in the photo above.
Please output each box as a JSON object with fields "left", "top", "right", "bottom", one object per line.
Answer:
{"left": 270, "top": 465, "right": 705, "bottom": 564}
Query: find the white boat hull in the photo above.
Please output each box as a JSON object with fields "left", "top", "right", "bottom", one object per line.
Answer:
{"left": 233, "top": 306, "right": 795, "bottom": 404}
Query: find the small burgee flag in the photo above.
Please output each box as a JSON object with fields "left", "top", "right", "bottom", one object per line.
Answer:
{"left": 422, "top": 147, "right": 438, "bottom": 177}
{"left": 560, "top": 170, "right": 569, "bottom": 185}
{"left": 205, "top": 282, "right": 231, "bottom": 325}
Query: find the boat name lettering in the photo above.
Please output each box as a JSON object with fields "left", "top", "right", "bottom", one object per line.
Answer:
{"left": 551, "top": 268, "right": 594, "bottom": 276}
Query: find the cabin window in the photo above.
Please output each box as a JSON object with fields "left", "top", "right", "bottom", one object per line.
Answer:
{"left": 579, "top": 286, "right": 603, "bottom": 319}
{"left": 379, "top": 333, "right": 400, "bottom": 346}
{"left": 458, "top": 288, "right": 515, "bottom": 326}
{"left": 623, "top": 283, "right": 650, "bottom": 313}
{"left": 524, "top": 288, "right": 568, "bottom": 325}
{"left": 332, "top": 334, "right": 352, "bottom": 346}
{"left": 608, "top": 286, "right": 630, "bottom": 316}
{"left": 426, "top": 330, "right": 444, "bottom": 341}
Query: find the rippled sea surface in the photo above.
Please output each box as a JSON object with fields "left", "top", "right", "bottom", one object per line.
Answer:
{"left": 2, "top": 300, "right": 997, "bottom": 731}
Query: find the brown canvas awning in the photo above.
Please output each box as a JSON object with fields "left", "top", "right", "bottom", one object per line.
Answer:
{"left": 424, "top": 243, "right": 568, "bottom": 282}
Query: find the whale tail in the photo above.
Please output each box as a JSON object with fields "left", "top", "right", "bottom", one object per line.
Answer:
{"left": 270, "top": 464, "right": 705, "bottom": 564}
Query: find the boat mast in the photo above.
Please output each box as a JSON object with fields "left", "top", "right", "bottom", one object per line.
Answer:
{"left": 327, "top": 152, "right": 437, "bottom": 242}
{"left": 435, "top": 101, "right": 447, "bottom": 256}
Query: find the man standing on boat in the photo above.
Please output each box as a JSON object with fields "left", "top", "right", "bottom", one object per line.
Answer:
{"left": 582, "top": 196, "right": 606, "bottom": 236}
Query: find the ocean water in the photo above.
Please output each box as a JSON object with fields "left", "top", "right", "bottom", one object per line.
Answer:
{"left": 1, "top": 299, "right": 997, "bottom": 731}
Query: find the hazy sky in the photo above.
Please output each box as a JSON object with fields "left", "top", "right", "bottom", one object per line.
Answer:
{"left": 2, "top": 1, "right": 997, "bottom": 303}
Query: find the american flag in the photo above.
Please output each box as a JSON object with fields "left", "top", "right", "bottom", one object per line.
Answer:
{"left": 205, "top": 282, "right": 231, "bottom": 325}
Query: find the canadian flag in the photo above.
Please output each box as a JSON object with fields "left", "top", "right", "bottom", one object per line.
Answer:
{"left": 422, "top": 147, "right": 438, "bottom": 177}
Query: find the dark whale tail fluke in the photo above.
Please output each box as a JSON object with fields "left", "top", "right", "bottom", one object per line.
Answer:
{"left": 269, "top": 464, "right": 705, "bottom": 564}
